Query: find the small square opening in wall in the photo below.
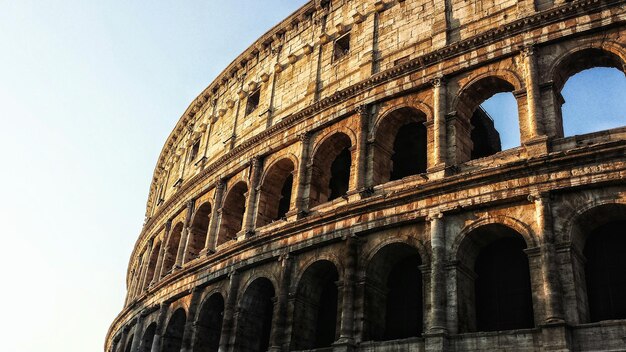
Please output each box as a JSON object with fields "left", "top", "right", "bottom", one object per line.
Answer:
{"left": 245, "top": 89, "right": 260, "bottom": 116}
{"left": 189, "top": 140, "right": 200, "bottom": 162}
{"left": 333, "top": 33, "right": 351, "bottom": 62}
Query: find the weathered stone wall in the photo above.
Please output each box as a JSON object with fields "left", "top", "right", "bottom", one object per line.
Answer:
{"left": 108, "top": 0, "right": 626, "bottom": 351}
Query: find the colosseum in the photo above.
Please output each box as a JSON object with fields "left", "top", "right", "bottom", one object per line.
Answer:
{"left": 106, "top": 0, "right": 626, "bottom": 351}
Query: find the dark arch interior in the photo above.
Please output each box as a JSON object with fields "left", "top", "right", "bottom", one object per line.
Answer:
{"left": 472, "top": 230, "right": 534, "bottom": 332}
{"left": 310, "top": 133, "right": 352, "bottom": 208}
{"left": 277, "top": 174, "right": 293, "bottom": 220}
{"left": 139, "top": 323, "right": 156, "bottom": 352}
{"left": 194, "top": 294, "right": 225, "bottom": 352}
{"left": 291, "top": 261, "right": 340, "bottom": 350}
{"left": 373, "top": 107, "right": 427, "bottom": 185}
{"left": 584, "top": 220, "right": 626, "bottom": 322}
{"left": 257, "top": 159, "right": 295, "bottom": 227}
{"left": 234, "top": 278, "right": 275, "bottom": 352}
{"left": 187, "top": 202, "right": 212, "bottom": 262}
{"left": 123, "top": 335, "right": 133, "bottom": 352}
{"left": 162, "top": 309, "right": 187, "bottom": 352}
{"left": 366, "top": 243, "right": 423, "bottom": 341}
{"left": 328, "top": 147, "right": 351, "bottom": 201}
{"left": 390, "top": 122, "right": 427, "bottom": 181}
{"left": 457, "top": 77, "right": 516, "bottom": 161}
{"left": 162, "top": 223, "right": 184, "bottom": 275}
{"left": 218, "top": 182, "right": 248, "bottom": 245}
{"left": 470, "top": 108, "right": 502, "bottom": 159}
{"left": 144, "top": 242, "right": 161, "bottom": 287}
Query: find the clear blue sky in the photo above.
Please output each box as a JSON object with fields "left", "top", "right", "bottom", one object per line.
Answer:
{"left": 0, "top": 1, "right": 623, "bottom": 351}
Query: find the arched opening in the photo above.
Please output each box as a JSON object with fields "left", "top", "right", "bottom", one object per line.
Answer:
{"left": 457, "top": 224, "right": 534, "bottom": 332}
{"left": 372, "top": 107, "right": 427, "bottom": 185}
{"left": 162, "top": 309, "right": 187, "bottom": 352}
{"left": 290, "top": 260, "right": 340, "bottom": 350}
{"left": 572, "top": 203, "right": 626, "bottom": 323}
{"left": 234, "top": 278, "right": 275, "bottom": 352}
{"left": 310, "top": 133, "right": 353, "bottom": 208}
{"left": 555, "top": 49, "right": 626, "bottom": 137}
{"left": 218, "top": 182, "right": 248, "bottom": 246}
{"left": 478, "top": 92, "right": 520, "bottom": 152}
{"left": 365, "top": 243, "right": 423, "bottom": 341}
{"left": 256, "top": 159, "right": 295, "bottom": 227}
{"left": 162, "top": 223, "right": 184, "bottom": 276}
{"left": 456, "top": 76, "right": 520, "bottom": 162}
{"left": 143, "top": 241, "right": 161, "bottom": 287}
{"left": 193, "top": 293, "right": 225, "bottom": 352}
{"left": 186, "top": 202, "right": 211, "bottom": 263}
{"left": 139, "top": 323, "right": 156, "bottom": 352}
{"left": 123, "top": 335, "right": 133, "bottom": 352}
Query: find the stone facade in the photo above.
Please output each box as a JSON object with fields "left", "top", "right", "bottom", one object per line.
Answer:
{"left": 106, "top": 0, "right": 626, "bottom": 351}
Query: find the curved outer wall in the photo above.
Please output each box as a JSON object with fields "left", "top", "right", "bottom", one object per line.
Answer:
{"left": 108, "top": 0, "right": 626, "bottom": 351}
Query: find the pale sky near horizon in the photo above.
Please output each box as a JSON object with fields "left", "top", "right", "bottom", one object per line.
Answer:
{"left": 0, "top": 1, "right": 623, "bottom": 352}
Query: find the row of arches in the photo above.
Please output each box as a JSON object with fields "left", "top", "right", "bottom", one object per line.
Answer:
{"left": 133, "top": 46, "right": 626, "bottom": 299}
{"left": 117, "top": 202, "right": 626, "bottom": 351}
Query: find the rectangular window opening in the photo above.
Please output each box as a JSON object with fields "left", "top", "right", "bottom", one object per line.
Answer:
{"left": 333, "top": 33, "right": 351, "bottom": 62}
{"left": 246, "top": 89, "right": 261, "bottom": 115}
{"left": 189, "top": 140, "right": 200, "bottom": 162}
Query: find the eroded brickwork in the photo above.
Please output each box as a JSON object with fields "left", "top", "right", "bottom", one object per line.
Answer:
{"left": 107, "top": 0, "right": 626, "bottom": 351}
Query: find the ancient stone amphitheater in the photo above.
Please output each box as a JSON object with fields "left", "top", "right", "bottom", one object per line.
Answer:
{"left": 106, "top": 0, "right": 626, "bottom": 351}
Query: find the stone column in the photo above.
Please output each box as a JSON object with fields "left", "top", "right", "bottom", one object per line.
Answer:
{"left": 446, "top": 112, "right": 472, "bottom": 166}
{"left": 531, "top": 193, "right": 565, "bottom": 323}
{"left": 431, "top": 76, "right": 447, "bottom": 170}
{"left": 154, "top": 221, "right": 172, "bottom": 282}
{"left": 151, "top": 303, "right": 170, "bottom": 352}
{"left": 427, "top": 213, "right": 447, "bottom": 334}
{"left": 241, "top": 156, "right": 262, "bottom": 239}
{"left": 135, "top": 247, "right": 151, "bottom": 296}
{"left": 176, "top": 199, "right": 195, "bottom": 268}
{"left": 290, "top": 132, "right": 312, "bottom": 219}
{"left": 181, "top": 288, "right": 203, "bottom": 352}
{"left": 521, "top": 44, "right": 543, "bottom": 139}
{"left": 204, "top": 178, "right": 226, "bottom": 253}
{"left": 355, "top": 105, "right": 370, "bottom": 192}
{"left": 353, "top": 274, "right": 366, "bottom": 344}
{"left": 129, "top": 314, "right": 145, "bottom": 352}
{"left": 219, "top": 271, "right": 241, "bottom": 352}
{"left": 118, "top": 326, "right": 130, "bottom": 352}
{"left": 338, "top": 235, "right": 358, "bottom": 345}
{"left": 269, "top": 254, "right": 294, "bottom": 351}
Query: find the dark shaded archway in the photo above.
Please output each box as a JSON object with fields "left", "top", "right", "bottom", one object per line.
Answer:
{"left": 553, "top": 48, "right": 626, "bottom": 137}
{"left": 186, "top": 202, "right": 211, "bottom": 263}
{"left": 257, "top": 158, "right": 295, "bottom": 227}
{"left": 457, "top": 224, "right": 534, "bottom": 332}
{"left": 233, "top": 278, "right": 275, "bottom": 352}
{"left": 456, "top": 76, "right": 520, "bottom": 162}
{"left": 162, "top": 223, "right": 184, "bottom": 276}
{"left": 373, "top": 107, "right": 427, "bottom": 185}
{"left": 571, "top": 203, "right": 626, "bottom": 323}
{"left": 218, "top": 182, "right": 248, "bottom": 246}
{"left": 309, "top": 133, "right": 353, "bottom": 208}
{"left": 139, "top": 323, "right": 156, "bottom": 352}
{"left": 193, "top": 293, "right": 225, "bottom": 352}
{"left": 290, "top": 260, "right": 340, "bottom": 350}
{"left": 365, "top": 243, "right": 423, "bottom": 341}
{"left": 143, "top": 241, "right": 161, "bottom": 288}
{"left": 162, "top": 309, "right": 187, "bottom": 352}
{"left": 584, "top": 220, "right": 626, "bottom": 322}
{"left": 123, "top": 335, "right": 133, "bottom": 352}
